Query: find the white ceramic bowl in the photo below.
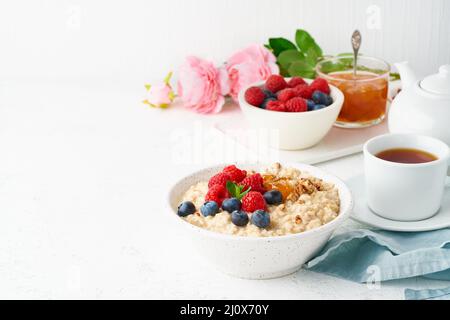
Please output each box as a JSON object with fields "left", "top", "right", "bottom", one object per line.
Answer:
{"left": 167, "top": 163, "right": 353, "bottom": 279}
{"left": 238, "top": 79, "right": 344, "bottom": 150}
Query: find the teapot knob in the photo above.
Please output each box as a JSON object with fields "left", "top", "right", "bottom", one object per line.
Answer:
{"left": 439, "top": 65, "right": 450, "bottom": 77}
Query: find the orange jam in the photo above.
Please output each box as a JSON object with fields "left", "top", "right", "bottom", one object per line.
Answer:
{"left": 262, "top": 175, "right": 293, "bottom": 200}
{"left": 327, "top": 72, "right": 388, "bottom": 124}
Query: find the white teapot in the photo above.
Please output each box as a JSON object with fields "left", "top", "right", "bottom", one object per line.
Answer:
{"left": 389, "top": 62, "right": 450, "bottom": 146}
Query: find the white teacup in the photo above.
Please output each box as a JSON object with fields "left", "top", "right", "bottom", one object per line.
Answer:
{"left": 363, "top": 134, "right": 450, "bottom": 221}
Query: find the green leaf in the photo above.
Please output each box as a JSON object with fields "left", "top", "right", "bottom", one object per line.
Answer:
{"left": 390, "top": 72, "right": 400, "bottom": 81}
{"left": 277, "top": 49, "right": 304, "bottom": 70}
{"left": 304, "top": 47, "right": 319, "bottom": 67}
{"left": 226, "top": 181, "right": 238, "bottom": 198}
{"left": 288, "top": 60, "right": 316, "bottom": 78}
{"left": 226, "top": 181, "right": 251, "bottom": 201}
{"left": 278, "top": 65, "right": 290, "bottom": 77}
{"left": 163, "top": 71, "right": 173, "bottom": 85}
{"left": 320, "top": 61, "right": 349, "bottom": 74}
{"left": 295, "top": 29, "right": 323, "bottom": 58}
{"left": 269, "top": 38, "right": 297, "bottom": 56}
{"left": 238, "top": 186, "right": 251, "bottom": 200}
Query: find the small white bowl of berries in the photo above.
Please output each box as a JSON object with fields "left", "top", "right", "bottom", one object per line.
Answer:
{"left": 238, "top": 75, "right": 344, "bottom": 150}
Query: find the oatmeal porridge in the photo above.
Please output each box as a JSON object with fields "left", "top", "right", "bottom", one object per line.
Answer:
{"left": 177, "top": 163, "right": 340, "bottom": 237}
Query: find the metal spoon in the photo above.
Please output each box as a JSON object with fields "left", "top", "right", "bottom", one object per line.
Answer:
{"left": 351, "top": 30, "right": 362, "bottom": 77}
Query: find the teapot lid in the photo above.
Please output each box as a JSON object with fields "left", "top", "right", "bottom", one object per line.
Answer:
{"left": 420, "top": 65, "right": 450, "bottom": 95}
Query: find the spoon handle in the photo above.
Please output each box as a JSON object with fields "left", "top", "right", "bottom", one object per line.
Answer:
{"left": 351, "top": 30, "right": 362, "bottom": 76}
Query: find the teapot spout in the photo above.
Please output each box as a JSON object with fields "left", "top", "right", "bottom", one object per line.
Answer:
{"left": 395, "top": 61, "right": 418, "bottom": 88}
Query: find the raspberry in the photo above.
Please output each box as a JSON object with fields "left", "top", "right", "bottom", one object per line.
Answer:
{"left": 205, "top": 184, "right": 229, "bottom": 207}
{"left": 287, "top": 77, "right": 307, "bottom": 88}
{"left": 310, "top": 78, "right": 330, "bottom": 94}
{"left": 245, "top": 86, "right": 266, "bottom": 107}
{"left": 241, "top": 191, "right": 267, "bottom": 213}
{"left": 265, "top": 75, "right": 287, "bottom": 93}
{"left": 286, "top": 97, "right": 307, "bottom": 112}
{"left": 261, "top": 97, "right": 277, "bottom": 109}
{"left": 266, "top": 100, "right": 286, "bottom": 112}
{"left": 223, "top": 165, "right": 247, "bottom": 183}
{"left": 294, "top": 84, "right": 313, "bottom": 99}
{"left": 240, "top": 173, "right": 265, "bottom": 194}
{"left": 208, "top": 172, "right": 231, "bottom": 188}
{"left": 276, "top": 88, "right": 297, "bottom": 102}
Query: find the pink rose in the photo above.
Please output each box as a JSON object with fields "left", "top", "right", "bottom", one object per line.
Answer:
{"left": 143, "top": 72, "right": 175, "bottom": 108}
{"left": 178, "top": 56, "right": 230, "bottom": 114}
{"left": 144, "top": 84, "right": 173, "bottom": 107}
{"left": 226, "top": 44, "right": 279, "bottom": 100}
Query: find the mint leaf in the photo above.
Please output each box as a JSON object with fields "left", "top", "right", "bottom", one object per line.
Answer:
{"left": 226, "top": 181, "right": 251, "bottom": 201}
{"left": 278, "top": 49, "right": 304, "bottom": 70}
{"left": 238, "top": 186, "right": 251, "bottom": 200}
{"left": 288, "top": 60, "right": 316, "bottom": 78}
{"left": 226, "top": 181, "right": 238, "bottom": 198}
{"left": 295, "top": 29, "right": 323, "bottom": 58}
{"left": 269, "top": 38, "right": 297, "bottom": 56}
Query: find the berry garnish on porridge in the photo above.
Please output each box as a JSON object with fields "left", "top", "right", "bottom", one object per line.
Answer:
{"left": 177, "top": 163, "right": 340, "bottom": 237}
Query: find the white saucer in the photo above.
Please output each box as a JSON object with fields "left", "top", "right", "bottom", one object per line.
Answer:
{"left": 346, "top": 174, "right": 450, "bottom": 232}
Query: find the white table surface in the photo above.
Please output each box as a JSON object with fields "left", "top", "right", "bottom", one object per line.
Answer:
{"left": 0, "top": 80, "right": 448, "bottom": 300}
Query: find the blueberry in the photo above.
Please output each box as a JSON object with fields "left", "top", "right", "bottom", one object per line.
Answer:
{"left": 311, "top": 104, "right": 326, "bottom": 111}
{"left": 324, "top": 95, "right": 333, "bottom": 106}
{"left": 260, "top": 97, "right": 276, "bottom": 109}
{"left": 251, "top": 210, "right": 270, "bottom": 228}
{"left": 222, "top": 198, "right": 241, "bottom": 213}
{"left": 312, "top": 91, "right": 333, "bottom": 106}
{"left": 263, "top": 190, "right": 283, "bottom": 205}
{"left": 306, "top": 99, "right": 316, "bottom": 111}
{"left": 263, "top": 89, "right": 276, "bottom": 99}
{"left": 200, "top": 201, "right": 219, "bottom": 217}
{"left": 231, "top": 210, "right": 249, "bottom": 226}
{"left": 177, "top": 201, "right": 196, "bottom": 217}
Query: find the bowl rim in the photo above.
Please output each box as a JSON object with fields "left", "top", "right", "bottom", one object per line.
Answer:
{"left": 167, "top": 162, "right": 353, "bottom": 242}
{"left": 237, "top": 78, "right": 344, "bottom": 116}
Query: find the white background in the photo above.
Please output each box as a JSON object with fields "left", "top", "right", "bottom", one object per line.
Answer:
{"left": 1, "top": 0, "right": 449, "bottom": 300}
{"left": 0, "top": 0, "right": 449, "bottom": 83}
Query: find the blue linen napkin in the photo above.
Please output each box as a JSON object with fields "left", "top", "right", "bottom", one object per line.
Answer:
{"left": 304, "top": 228, "right": 450, "bottom": 299}
{"left": 405, "top": 287, "right": 450, "bottom": 300}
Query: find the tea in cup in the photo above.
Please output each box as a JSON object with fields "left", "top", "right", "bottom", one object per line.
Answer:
{"left": 363, "top": 134, "right": 450, "bottom": 221}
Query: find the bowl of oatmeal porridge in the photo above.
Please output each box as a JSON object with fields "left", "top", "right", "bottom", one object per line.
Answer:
{"left": 167, "top": 163, "right": 352, "bottom": 279}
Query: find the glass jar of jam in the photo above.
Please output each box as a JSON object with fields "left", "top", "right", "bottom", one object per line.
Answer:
{"left": 316, "top": 55, "right": 390, "bottom": 128}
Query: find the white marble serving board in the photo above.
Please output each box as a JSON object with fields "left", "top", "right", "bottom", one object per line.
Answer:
{"left": 214, "top": 81, "right": 400, "bottom": 165}
{"left": 214, "top": 116, "right": 389, "bottom": 165}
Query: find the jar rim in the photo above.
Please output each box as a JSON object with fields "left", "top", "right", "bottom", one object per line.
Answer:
{"left": 316, "top": 55, "right": 391, "bottom": 82}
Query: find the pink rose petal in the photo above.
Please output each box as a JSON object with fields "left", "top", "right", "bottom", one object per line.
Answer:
{"left": 178, "top": 56, "right": 228, "bottom": 114}
{"left": 226, "top": 44, "right": 279, "bottom": 100}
